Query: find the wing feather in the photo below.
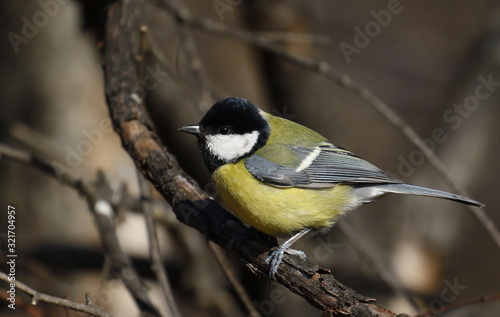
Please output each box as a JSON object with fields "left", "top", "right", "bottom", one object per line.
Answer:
{"left": 245, "top": 143, "right": 402, "bottom": 188}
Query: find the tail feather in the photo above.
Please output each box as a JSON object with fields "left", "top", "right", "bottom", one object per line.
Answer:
{"left": 370, "top": 183, "right": 484, "bottom": 208}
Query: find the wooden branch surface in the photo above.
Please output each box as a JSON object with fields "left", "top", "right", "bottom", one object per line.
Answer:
{"left": 104, "top": 1, "right": 408, "bottom": 316}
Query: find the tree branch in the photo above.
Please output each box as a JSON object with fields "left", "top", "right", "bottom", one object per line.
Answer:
{"left": 208, "top": 242, "right": 262, "bottom": 317}
{"left": 0, "top": 271, "right": 113, "bottom": 317}
{"left": 103, "top": 1, "right": 407, "bottom": 316}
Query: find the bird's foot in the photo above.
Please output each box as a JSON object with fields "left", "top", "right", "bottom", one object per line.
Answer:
{"left": 265, "top": 246, "right": 306, "bottom": 280}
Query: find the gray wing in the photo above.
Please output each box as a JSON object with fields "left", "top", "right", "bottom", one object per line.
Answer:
{"left": 245, "top": 143, "right": 402, "bottom": 188}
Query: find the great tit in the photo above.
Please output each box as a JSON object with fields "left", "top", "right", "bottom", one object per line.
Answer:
{"left": 179, "top": 97, "right": 484, "bottom": 280}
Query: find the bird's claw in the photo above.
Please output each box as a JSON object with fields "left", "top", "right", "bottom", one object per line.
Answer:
{"left": 265, "top": 247, "right": 306, "bottom": 280}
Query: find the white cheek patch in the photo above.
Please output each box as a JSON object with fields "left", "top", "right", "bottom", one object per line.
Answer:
{"left": 206, "top": 131, "right": 260, "bottom": 161}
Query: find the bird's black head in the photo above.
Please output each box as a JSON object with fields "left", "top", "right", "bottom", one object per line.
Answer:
{"left": 179, "top": 98, "right": 270, "bottom": 172}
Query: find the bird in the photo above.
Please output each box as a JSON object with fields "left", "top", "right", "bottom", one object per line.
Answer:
{"left": 179, "top": 97, "right": 484, "bottom": 280}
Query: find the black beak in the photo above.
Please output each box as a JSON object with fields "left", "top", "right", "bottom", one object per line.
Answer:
{"left": 178, "top": 124, "right": 201, "bottom": 136}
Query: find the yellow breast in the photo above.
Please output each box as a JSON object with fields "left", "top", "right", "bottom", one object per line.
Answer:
{"left": 212, "top": 160, "right": 354, "bottom": 237}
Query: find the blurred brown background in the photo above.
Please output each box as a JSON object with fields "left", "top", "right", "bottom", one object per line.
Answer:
{"left": 1, "top": 0, "right": 499, "bottom": 316}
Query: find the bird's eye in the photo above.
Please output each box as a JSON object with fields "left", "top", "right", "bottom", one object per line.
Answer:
{"left": 218, "top": 126, "right": 232, "bottom": 135}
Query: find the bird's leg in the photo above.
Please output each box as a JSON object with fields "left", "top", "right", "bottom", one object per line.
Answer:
{"left": 265, "top": 228, "right": 313, "bottom": 280}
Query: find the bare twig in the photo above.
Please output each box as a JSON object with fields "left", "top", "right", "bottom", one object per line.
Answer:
{"left": 156, "top": 1, "right": 500, "bottom": 253}
{"left": 255, "top": 32, "right": 332, "bottom": 45}
{"left": 0, "top": 143, "right": 161, "bottom": 317}
{"left": 0, "top": 271, "right": 113, "bottom": 317}
{"left": 209, "top": 243, "right": 261, "bottom": 317}
{"left": 175, "top": 22, "right": 212, "bottom": 109}
{"left": 89, "top": 177, "right": 162, "bottom": 317}
{"left": 138, "top": 170, "right": 182, "bottom": 317}
{"left": 9, "top": 121, "right": 153, "bottom": 216}
{"left": 149, "top": 0, "right": 212, "bottom": 110}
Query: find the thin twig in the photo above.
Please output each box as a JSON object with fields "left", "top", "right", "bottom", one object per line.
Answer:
{"left": 9, "top": 115, "right": 151, "bottom": 216}
{"left": 0, "top": 271, "right": 113, "bottom": 317}
{"left": 256, "top": 32, "right": 332, "bottom": 45}
{"left": 0, "top": 143, "right": 161, "bottom": 317}
{"left": 157, "top": 2, "right": 500, "bottom": 253}
{"left": 155, "top": 0, "right": 212, "bottom": 110}
{"left": 209, "top": 243, "right": 261, "bottom": 317}
{"left": 138, "top": 169, "right": 183, "bottom": 317}
{"left": 176, "top": 21, "right": 212, "bottom": 110}
{"left": 10, "top": 122, "right": 65, "bottom": 160}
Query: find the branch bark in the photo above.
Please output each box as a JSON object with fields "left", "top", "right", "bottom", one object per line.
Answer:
{"left": 103, "top": 1, "right": 407, "bottom": 316}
